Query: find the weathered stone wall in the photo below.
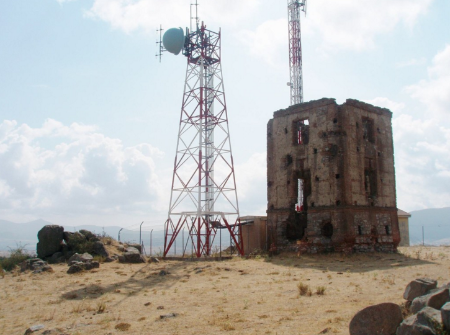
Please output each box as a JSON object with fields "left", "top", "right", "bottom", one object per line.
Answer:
{"left": 267, "top": 98, "right": 399, "bottom": 253}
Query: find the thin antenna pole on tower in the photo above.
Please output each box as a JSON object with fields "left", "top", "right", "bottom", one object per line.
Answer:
{"left": 156, "top": 25, "right": 164, "bottom": 62}
{"left": 190, "top": 0, "right": 199, "bottom": 31}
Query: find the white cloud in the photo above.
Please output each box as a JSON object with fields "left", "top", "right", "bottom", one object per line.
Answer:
{"left": 305, "top": 0, "right": 433, "bottom": 51}
{"left": 396, "top": 57, "right": 427, "bottom": 68}
{"left": 0, "top": 119, "right": 164, "bottom": 222}
{"left": 235, "top": 152, "right": 267, "bottom": 216}
{"left": 238, "top": 19, "right": 288, "bottom": 68}
{"left": 406, "top": 45, "right": 450, "bottom": 117}
{"left": 393, "top": 114, "right": 450, "bottom": 211}
{"left": 84, "top": 0, "right": 260, "bottom": 34}
{"left": 364, "top": 97, "right": 405, "bottom": 114}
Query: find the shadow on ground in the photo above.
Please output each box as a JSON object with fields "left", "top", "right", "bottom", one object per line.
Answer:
{"left": 261, "top": 250, "right": 437, "bottom": 273}
{"left": 60, "top": 260, "right": 223, "bottom": 306}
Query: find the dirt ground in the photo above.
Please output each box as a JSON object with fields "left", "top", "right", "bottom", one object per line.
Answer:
{"left": 1, "top": 246, "right": 450, "bottom": 335}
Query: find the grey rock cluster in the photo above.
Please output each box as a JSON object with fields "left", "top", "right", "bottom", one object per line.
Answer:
{"left": 349, "top": 277, "right": 450, "bottom": 335}
{"left": 36, "top": 225, "right": 109, "bottom": 262}
{"left": 118, "top": 247, "right": 145, "bottom": 263}
{"left": 67, "top": 252, "right": 100, "bottom": 274}
{"left": 20, "top": 258, "right": 53, "bottom": 274}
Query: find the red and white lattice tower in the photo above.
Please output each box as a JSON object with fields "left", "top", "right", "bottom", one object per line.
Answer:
{"left": 163, "top": 22, "right": 244, "bottom": 257}
{"left": 288, "top": 0, "right": 307, "bottom": 106}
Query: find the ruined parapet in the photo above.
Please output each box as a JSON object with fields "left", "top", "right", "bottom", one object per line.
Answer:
{"left": 267, "top": 98, "right": 399, "bottom": 253}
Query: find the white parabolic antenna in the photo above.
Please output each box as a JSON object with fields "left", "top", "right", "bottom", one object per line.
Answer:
{"left": 163, "top": 28, "right": 185, "bottom": 55}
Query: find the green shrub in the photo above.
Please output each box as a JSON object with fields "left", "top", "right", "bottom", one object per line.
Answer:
{"left": 0, "top": 244, "right": 30, "bottom": 272}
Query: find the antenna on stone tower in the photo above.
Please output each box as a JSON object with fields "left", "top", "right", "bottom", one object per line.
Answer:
{"left": 287, "top": 0, "right": 307, "bottom": 106}
{"left": 160, "top": 5, "right": 244, "bottom": 257}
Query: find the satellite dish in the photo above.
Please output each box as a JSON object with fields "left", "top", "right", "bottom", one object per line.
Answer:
{"left": 163, "top": 28, "right": 185, "bottom": 55}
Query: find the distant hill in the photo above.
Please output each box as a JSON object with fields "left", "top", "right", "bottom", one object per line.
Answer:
{"left": 408, "top": 207, "right": 450, "bottom": 245}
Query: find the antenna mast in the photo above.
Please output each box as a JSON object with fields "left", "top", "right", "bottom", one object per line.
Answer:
{"left": 155, "top": 25, "right": 165, "bottom": 62}
{"left": 287, "top": 0, "right": 307, "bottom": 106}
{"left": 163, "top": 4, "right": 244, "bottom": 257}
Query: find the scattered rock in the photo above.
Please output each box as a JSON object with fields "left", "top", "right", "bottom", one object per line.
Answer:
{"left": 127, "top": 244, "right": 142, "bottom": 253}
{"left": 403, "top": 278, "right": 438, "bottom": 301}
{"left": 67, "top": 263, "right": 84, "bottom": 274}
{"left": 105, "top": 256, "right": 115, "bottom": 262}
{"left": 397, "top": 307, "right": 442, "bottom": 335}
{"left": 159, "top": 270, "right": 169, "bottom": 276}
{"left": 319, "top": 328, "right": 331, "bottom": 334}
{"left": 50, "top": 252, "right": 65, "bottom": 264}
{"left": 119, "top": 249, "right": 145, "bottom": 263}
{"left": 157, "top": 306, "right": 164, "bottom": 310}
{"left": 349, "top": 302, "right": 402, "bottom": 335}
{"left": 442, "top": 302, "right": 450, "bottom": 330}
{"left": 24, "top": 324, "right": 45, "bottom": 334}
{"left": 411, "top": 287, "right": 450, "bottom": 314}
{"left": 150, "top": 257, "right": 160, "bottom": 263}
{"left": 160, "top": 313, "right": 178, "bottom": 319}
{"left": 37, "top": 225, "right": 64, "bottom": 258}
{"left": 68, "top": 253, "right": 93, "bottom": 265}
{"left": 144, "top": 302, "right": 151, "bottom": 306}
{"left": 84, "top": 261, "right": 100, "bottom": 270}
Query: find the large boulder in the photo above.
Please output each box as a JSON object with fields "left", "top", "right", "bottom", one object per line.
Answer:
{"left": 79, "top": 230, "right": 99, "bottom": 242}
{"left": 411, "top": 287, "right": 450, "bottom": 314}
{"left": 442, "top": 302, "right": 450, "bottom": 330}
{"left": 63, "top": 231, "right": 86, "bottom": 250}
{"left": 397, "top": 307, "right": 442, "bottom": 335}
{"left": 127, "top": 244, "right": 142, "bottom": 254}
{"left": 92, "top": 241, "right": 109, "bottom": 258}
{"left": 119, "top": 248, "right": 145, "bottom": 263}
{"left": 403, "top": 278, "right": 438, "bottom": 301}
{"left": 36, "top": 225, "right": 64, "bottom": 258}
{"left": 349, "top": 302, "right": 403, "bottom": 335}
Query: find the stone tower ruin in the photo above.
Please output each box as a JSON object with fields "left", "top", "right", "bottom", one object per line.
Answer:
{"left": 267, "top": 98, "right": 400, "bottom": 253}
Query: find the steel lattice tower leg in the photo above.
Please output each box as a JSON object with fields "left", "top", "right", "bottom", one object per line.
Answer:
{"left": 163, "top": 23, "right": 243, "bottom": 258}
{"left": 288, "top": 0, "right": 306, "bottom": 106}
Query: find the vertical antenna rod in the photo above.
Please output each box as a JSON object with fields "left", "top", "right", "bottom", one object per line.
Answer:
{"left": 156, "top": 25, "right": 165, "bottom": 62}
{"left": 287, "top": 0, "right": 307, "bottom": 106}
{"left": 190, "top": 0, "right": 199, "bottom": 31}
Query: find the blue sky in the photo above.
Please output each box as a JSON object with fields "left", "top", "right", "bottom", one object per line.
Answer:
{"left": 0, "top": 0, "right": 449, "bottom": 229}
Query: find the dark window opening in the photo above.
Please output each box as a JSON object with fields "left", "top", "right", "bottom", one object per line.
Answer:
{"left": 333, "top": 118, "right": 338, "bottom": 124}
{"left": 357, "top": 147, "right": 360, "bottom": 152}
{"left": 286, "top": 154, "right": 293, "bottom": 166}
{"left": 336, "top": 200, "right": 341, "bottom": 206}
{"left": 313, "top": 148, "right": 318, "bottom": 154}
{"left": 378, "top": 152, "right": 381, "bottom": 157}
{"left": 284, "top": 127, "right": 288, "bottom": 134}
{"left": 321, "top": 222, "right": 333, "bottom": 238}
{"left": 385, "top": 225, "right": 391, "bottom": 235}
{"left": 362, "top": 117, "right": 375, "bottom": 143}
{"left": 377, "top": 127, "right": 381, "bottom": 133}
{"left": 315, "top": 176, "right": 319, "bottom": 181}
{"left": 356, "top": 122, "right": 359, "bottom": 128}
{"left": 287, "top": 180, "right": 290, "bottom": 185}
{"left": 311, "top": 202, "right": 315, "bottom": 207}
{"left": 335, "top": 174, "right": 340, "bottom": 179}
{"left": 364, "top": 169, "right": 378, "bottom": 198}
{"left": 358, "top": 225, "right": 362, "bottom": 235}
{"left": 293, "top": 119, "right": 309, "bottom": 145}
